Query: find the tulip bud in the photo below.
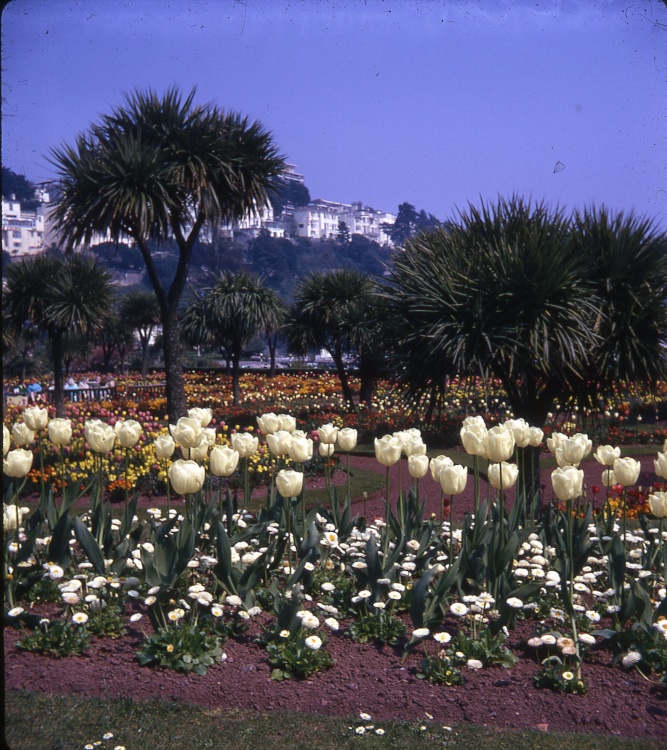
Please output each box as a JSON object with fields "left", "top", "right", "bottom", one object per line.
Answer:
{"left": 22, "top": 406, "right": 49, "bottom": 432}
{"left": 601, "top": 469, "right": 616, "bottom": 488}
{"left": 209, "top": 445, "right": 240, "bottom": 477}
{"left": 84, "top": 420, "right": 116, "bottom": 454}
{"left": 3, "top": 503, "right": 29, "bottom": 532}
{"left": 3, "top": 448, "right": 34, "bottom": 478}
{"left": 154, "top": 434, "right": 176, "bottom": 459}
{"left": 168, "top": 459, "right": 206, "bottom": 495}
{"left": 47, "top": 418, "right": 73, "bottom": 446}
{"left": 559, "top": 434, "right": 592, "bottom": 466}
{"left": 114, "top": 419, "right": 143, "bottom": 448}
{"left": 613, "top": 457, "right": 641, "bottom": 487}
{"left": 267, "top": 430, "right": 293, "bottom": 457}
{"left": 11, "top": 422, "right": 35, "bottom": 447}
{"left": 319, "top": 442, "right": 335, "bottom": 457}
{"left": 648, "top": 491, "right": 667, "bottom": 518}
{"left": 256, "top": 413, "right": 280, "bottom": 435}
{"left": 527, "top": 426, "right": 544, "bottom": 447}
{"left": 484, "top": 425, "right": 515, "bottom": 463}
{"left": 187, "top": 407, "right": 213, "bottom": 427}
{"left": 408, "top": 454, "right": 430, "bottom": 479}
{"left": 439, "top": 464, "right": 468, "bottom": 495}
{"left": 276, "top": 469, "right": 303, "bottom": 498}
{"left": 654, "top": 452, "right": 667, "bottom": 480}
{"left": 594, "top": 444, "right": 621, "bottom": 467}
{"left": 546, "top": 432, "right": 568, "bottom": 455}
{"left": 317, "top": 423, "right": 338, "bottom": 445}
{"left": 551, "top": 466, "right": 584, "bottom": 501}
{"left": 230, "top": 432, "right": 258, "bottom": 458}
{"left": 288, "top": 436, "right": 313, "bottom": 463}
{"left": 169, "top": 417, "right": 205, "bottom": 451}
{"left": 460, "top": 417, "right": 487, "bottom": 457}
{"left": 277, "top": 414, "right": 297, "bottom": 433}
{"left": 374, "top": 435, "right": 401, "bottom": 467}
{"left": 488, "top": 461, "right": 519, "bottom": 490}
{"left": 337, "top": 427, "right": 357, "bottom": 452}
{"left": 404, "top": 436, "right": 427, "bottom": 457}
{"left": 504, "top": 418, "right": 531, "bottom": 448}
{"left": 430, "top": 455, "right": 453, "bottom": 483}
{"left": 186, "top": 441, "right": 210, "bottom": 461}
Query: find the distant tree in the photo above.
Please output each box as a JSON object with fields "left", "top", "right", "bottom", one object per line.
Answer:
{"left": 284, "top": 269, "right": 384, "bottom": 410}
{"left": 4, "top": 254, "right": 115, "bottom": 415}
{"left": 61, "top": 332, "right": 92, "bottom": 378}
{"left": 96, "top": 309, "right": 134, "bottom": 373}
{"left": 268, "top": 176, "right": 311, "bottom": 216}
{"left": 120, "top": 290, "right": 161, "bottom": 377}
{"left": 49, "top": 86, "right": 285, "bottom": 419}
{"left": 1, "top": 167, "right": 37, "bottom": 205}
{"left": 383, "top": 202, "right": 441, "bottom": 246}
{"left": 180, "top": 272, "right": 284, "bottom": 405}
{"left": 337, "top": 221, "right": 351, "bottom": 244}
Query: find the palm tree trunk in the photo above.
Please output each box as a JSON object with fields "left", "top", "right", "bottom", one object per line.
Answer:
{"left": 51, "top": 330, "right": 66, "bottom": 418}
{"left": 232, "top": 352, "right": 241, "bottom": 407}
{"left": 141, "top": 340, "right": 150, "bottom": 379}
{"left": 332, "top": 347, "right": 355, "bottom": 411}
{"left": 162, "top": 309, "right": 187, "bottom": 419}
{"left": 268, "top": 332, "right": 278, "bottom": 378}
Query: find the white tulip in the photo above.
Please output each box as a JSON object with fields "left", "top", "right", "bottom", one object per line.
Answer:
{"left": 337, "top": 427, "right": 358, "bottom": 452}
{"left": 484, "top": 425, "right": 515, "bottom": 463}
{"left": 374, "top": 435, "right": 401, "bottom": 467}
{"left": 230, "top": 432, "right": 259, "bottom": 458}
{"left": 3, "top": 448, "right": 34, "bottom": 478}
{"left": 408, "top": 454, "right": 430, "bottom": 479}
{"left": 168, "top": 459, "right": 206, "bottom": 495}
{"left": 440, "top": 464, "right": 468, "bottom": 495}
{"left": 256, "top": 413, "right": 280, "bottom": 435}
{"left": 114, "top": 419, "right": 142, "bottom": 448}
{"left": 209, "top": 445, "right": 240, "bottom": 477}
{"left": 613, "top": 457, "right": 641, "bottom": 487}
{"left": 48, "top": 418, "right": 73, "bottom": 446}
{"left": 276, "top": 469, "right": 303, "bottom": 498}
{"left": 488, "top": 461, "right": 519, "bottom": 490}
{"left": 187, "top": 407, "right": 213, "bottom": 427}
{"left": 594, "top": 445, "right": 621, "bottom": 467}
{"left": 22, "top": 406, "right": 49, "bottom": 432}
{"left": 551, "top": 466, "right": 584, "bottom": 501}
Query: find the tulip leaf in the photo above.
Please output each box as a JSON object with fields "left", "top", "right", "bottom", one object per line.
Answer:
{"left": 47, "top": 510, "right": 72, "bottom": 569}
{"left": 72, "top": 514, "right": 106, "bottom": 575}
{"left": 410, "top": 563, "right": 439, "bottom": 630}
{"left": 119, "top": 491, "right": 139, "bottom": 540}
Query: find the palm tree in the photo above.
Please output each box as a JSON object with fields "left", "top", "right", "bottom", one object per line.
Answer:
{"left": 120, "top": 290, "right": 161, "bottom": 377}
{"left": 384, "top": 196, "right": 600, "bottom": 427}
{"left": 4, "top": 254, "right": 115, "bottom": 416}
{"left": 283, "top": 269, "right": 385, "bottom": 410}
{"left": 569, "top": 207, "right": 667, "bottom": 414}
{"left": 49, "top": 87, "right": 285, "bottom": 419}
{"left": 180, "top": 272, "right": 284, "bottom": 406}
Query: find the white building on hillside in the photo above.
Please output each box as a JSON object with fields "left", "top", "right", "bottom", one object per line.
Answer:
{"left": 293, "top": 199, "right": 395, "bottom": 244}
{"left": 1, "top": 197, "right": 48, "bottom": 256}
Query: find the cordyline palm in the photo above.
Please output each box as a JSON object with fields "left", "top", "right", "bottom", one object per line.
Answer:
{"left": 4, "top": 254, "right": 115, "bottom": 416}
{"left": 569, "top": 207, "right": 667, "bottom": 419}
{"left": 120, "top": 290, "right": 161, "bottom": 377}
{"left": 180, "top": 271, "right": 284, "bottom": 406}
{"left": 49, "top": 87, "right": 285, "bottom": 419}
{"left": 284, "top": 269, "right": 385, "bottom": 410}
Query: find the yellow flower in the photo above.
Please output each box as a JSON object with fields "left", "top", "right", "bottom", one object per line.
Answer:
{"left": 166, "top": 644, "right": 175, "bottom": 653}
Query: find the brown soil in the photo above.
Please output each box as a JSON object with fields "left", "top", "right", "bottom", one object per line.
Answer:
{"left": 4, "top": 452, "right": 667, "bottom": 740}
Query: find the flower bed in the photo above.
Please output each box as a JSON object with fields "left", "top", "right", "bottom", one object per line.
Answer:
{"left": 4, "top": 401, "right": 667, "bottom": 740}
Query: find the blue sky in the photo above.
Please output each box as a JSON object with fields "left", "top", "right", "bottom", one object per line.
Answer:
{"left": 2, "top": 0, "right": 666, "bottom": 228}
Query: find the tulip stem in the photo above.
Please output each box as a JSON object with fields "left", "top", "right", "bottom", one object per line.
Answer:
{"left": 449, "top": 494, "right": 454, "bottom": 564}
{"left": 473, "top": 456, "right": 479, "bottom": 515}
{"left": 383, "top": 467, "right": 390, "bottom": 561}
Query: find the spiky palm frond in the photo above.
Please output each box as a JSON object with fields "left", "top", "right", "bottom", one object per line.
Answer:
{"left": 49, "top": 87, "right": 286, "bottom": 250}
{"left": 383, "top": 196, "right": 601, "bottom": 422}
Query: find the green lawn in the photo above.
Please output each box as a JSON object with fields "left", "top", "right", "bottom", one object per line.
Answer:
{"left": 5, "top": 692, "right": 663, "bottom": 750}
